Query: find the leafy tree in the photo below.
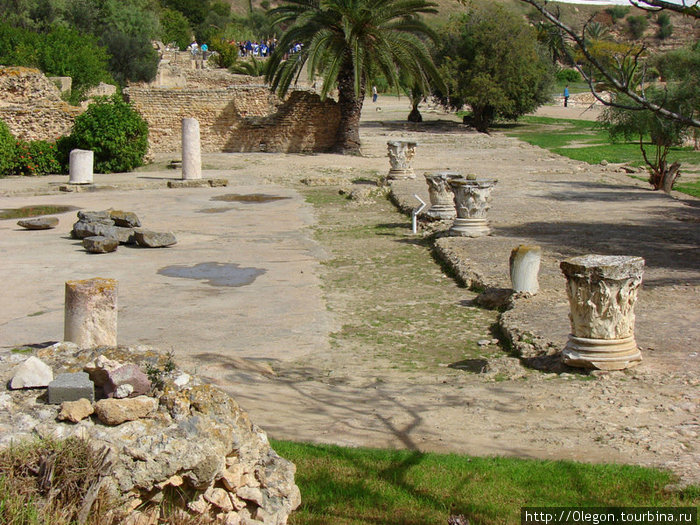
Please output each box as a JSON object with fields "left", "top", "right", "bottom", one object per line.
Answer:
{"left": 162, "top": 0, "right": 211, "bottom": 26}
{"left": 101, "top": 30, "right": 159, "bottom": 85}
{"left": 433, "top": 4, "right": 553, "bottom": 133}
{"left": 160, "top": 8, "right": 193, "bottom": 49}
{"left": 266, "top": 0, "right": 443, "bottom": 155}
{"left": 517, "top": 0, "right": 700, "bottom": 129}
{"left": 601, "top": 90, "right": 687, "bottom": 192}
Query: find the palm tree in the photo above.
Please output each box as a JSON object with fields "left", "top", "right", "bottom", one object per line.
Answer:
{"left": 265, "top": 0, "right": 442, "bottom": 154}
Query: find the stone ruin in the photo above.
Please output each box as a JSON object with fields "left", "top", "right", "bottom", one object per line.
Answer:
{"left": 2, "top": 343, "right": 300, "bottom": 525}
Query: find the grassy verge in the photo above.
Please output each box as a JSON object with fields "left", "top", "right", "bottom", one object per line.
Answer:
{"left": 274, "top": 440, "right": 700, "bottom": 525}
{"left": 497, "top": 116, "right": 700, "bottom": 196}
{"left": 302, "top": 185, "right": 498, "bottom": 373}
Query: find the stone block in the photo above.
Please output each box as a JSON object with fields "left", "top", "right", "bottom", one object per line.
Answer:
{"left": 134, "top": 230, "right": 177, "bottom": 248}
{"left": 83, "top": 236, "right": 119, "bottom": 253}
{"left": 58, "top": 398, "right": 95, "bottom": 423}
{"left": 109, "top": 210, "right": 141, "bottom": 228}
{"left": 94, "top": 396, "right": 158, "bottom": 425}
{"left": 48, "top": 372, "right": 95, "bottom": 404}
{"left": 104, "top": 364, "right": 151, "bottom": 398}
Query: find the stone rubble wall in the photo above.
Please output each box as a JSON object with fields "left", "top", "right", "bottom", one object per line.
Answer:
{"left": 0, "top": 67, "right": 82, "bottom": 142}
{"left": 125, "top": 86, "right": 340, "bottom": 154}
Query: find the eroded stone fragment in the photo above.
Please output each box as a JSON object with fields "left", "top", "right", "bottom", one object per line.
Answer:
{"left": 109, "top": 210, "right": 141, "bottom": 227}
{"left": 48, "top": 372, "right": 95, "bottom": 404}
{"left": 134, "top": 230, "right": 177, "bottom": 248}
{"left": 58, "top": 398, "right": 94, "bottom": 423}
{"left": 17, "top": 217, "right": 59, "bottom": 230}
{"left": 83, "top": 235, "right": 118, "bottom": 253}
{"left": 9, "top": 356, "right": 53, "bottom": 389}
{"left": 94, "top": 396, "right": 158, "bottom": 425}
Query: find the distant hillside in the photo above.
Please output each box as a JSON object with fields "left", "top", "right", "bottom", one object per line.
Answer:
{"left": 224, "top": 0, "right": 698, "bottom": 52}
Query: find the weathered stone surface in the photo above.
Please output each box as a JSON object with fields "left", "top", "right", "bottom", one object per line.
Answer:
{"left": 182, "top": 117, "right": 202, "bottom": 180}
{"left": 387, "top": 140, "right": 417, "bottom": 180}
{"left": 448, "top": 179, "right": 497, "bottom": 238}
{"left": 510, "top": 245, "right": 541, "bottom": 294}
{"left": 48, "top": 372, "right": 95, "bottom": 404}
{"left": 78, "top": 210, "right": 111, "bottom": 222}
{"left": 72, "top": 220, "right": 119, "bottom": 240}
{"left": 83, "top": 355, "right": 122, "bottom": 387}
{"left": 110, "top": 210, "right": 142, "bottom": 228}
{"left": 560, "top": 255, "right": 645, "bottom": 370}
{"left": 104, "top": 364, "right": 151, "bottom": 399}
{"left": 114, "top": 226, "right": 136, "bottom": 244}
{"left": 69, "top": 149, "right": 94, "bottom": 184}
{"left": 134, "top": 230, "right": 177, "bottom": 248}
{"left": 64, "top": 277, "right": 118, "bottom": 348}
{"left": 17, "top": 217, "right": 59, "bottom": 230}
{"left": 83, "top": 235, "right": 119, "bottom": 253}
{"left": 168, "top": 178, "right": 228, "bottom": 189}
{"left": 423, "top": 172, "right": 460, "bottom": 220}
{"left": 94, "top": 396, "right": 158, "bottom": 425}
{"left": 0, "top": 345, "right": 301, "bottom": 525}
{"left": 58, "top": 398, "right": 94, "bottom": 423}
{"left": 9, "top": 356, "right": 53, "bottom": 389}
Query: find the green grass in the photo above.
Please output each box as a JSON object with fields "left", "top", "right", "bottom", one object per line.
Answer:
{"left": 273, "top": 440, "right": 700, "bottom": 525}
{"left": 0, "top": 204, "right": 76, "bottom": 219}
{"left": 500, "top": 116, "right": 700, "bottom": 196}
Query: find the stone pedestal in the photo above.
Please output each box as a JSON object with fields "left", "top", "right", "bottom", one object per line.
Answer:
{"left": 560, "top": 255, "right": 644, "bottom": 370}
{"left": 182, "top": 117, "right": 202, "bottom": 180}
{"left": 69, "top": 149, "right": 94, "bottom": 184}
{"left": 64, "top": 278, "right": 118, "bottom": 348}
{"left": 448, "top": 179, "right": 497, "bottom": 237}
{"left": 424, "top": 172, "right": 460, "bottom": 220}
{"left": 510, "top": 245, "right": 541, "bottom": 294}
{"left": 387, "top": 140, "right": 417, "bottom": 180}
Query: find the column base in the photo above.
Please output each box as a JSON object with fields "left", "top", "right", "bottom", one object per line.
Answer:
{"left": 388, "top": 169, "right": 415, "bottom": 180}
{"left": 449, "top": 218, "right": 491, "bottom": 237}
{"left": 424, "top": 205, "right": 456, "bottom": 220}
{"left": 562, "top": 334, "right": 642, "bottom": 370}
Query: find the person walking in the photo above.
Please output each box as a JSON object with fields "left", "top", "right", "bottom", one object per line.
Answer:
{"left": 564, "top": 85, "right": 569, "bottom": 107}
{"left": 372, "top": 85, "right": 378, "bottom": 103}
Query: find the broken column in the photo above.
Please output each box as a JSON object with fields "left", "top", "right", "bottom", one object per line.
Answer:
{"left": 387, "top": 140, "right": 417, "bottom": 180}
{"left": 68, "top": 149, "right": 94, "bottom": 184}
{"left": 64, "top": 278, "right": 118, "bottom": 348}
{"left": 182, "top": 117, "right": 202, "bottom": 180}
{"left": 510, "top": 245, "right": 542, "bottom": 294}
{"left": 424, "top": 172, "right": 460, "bottom": 220}
{"left": 448, "top": 177, "right": 497, "bottom": 237}
{"left": 560, "top": 255, "right": 644, "bottom": 370}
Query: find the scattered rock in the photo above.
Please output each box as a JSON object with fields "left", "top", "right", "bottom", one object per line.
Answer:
{"left": 114, "top": 226, "right": 137, "bottom": 244}
{"left": 72, "top": 220, "right": 119, "bottom": 240}
{"left": 110, "top": 210, "right": 142, "bottom": 228}
{"left": 134, "top": 230, "right": 177, "bottom": 248}
{"left": 9, "top": 356, "right": 53, "bottom": 389}
{"left": 477, "top": 339, "right": 491, "bottom": 347}
{"left": 17, "top": 217, "right": 59, "bottom": 230}
{"left": 58, "top": 398, "right": 94, "bottom": 423}
{"left": 84, "top": 355, "right": 123, "bottom": 387}
{"left": 104, "top": 364, "right": 152, "bottom": 399}
{"left": 83, "top": 235, "right": 119, "bottom": 253}
{"left": 78, "top": 210, "right": 111, "bottom": 222}
{"left": 94, "top": 395, "right": 158, "bottom": 425}
{"left": 475, "top": 288, "right": 513, "bottom": 309}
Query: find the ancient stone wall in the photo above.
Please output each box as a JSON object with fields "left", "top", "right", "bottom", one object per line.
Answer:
{"left": 125, "top": 85, "right": 340, "bottom": 154}
{"left": 0, "top": 67, "right": 82, "bottom": 142}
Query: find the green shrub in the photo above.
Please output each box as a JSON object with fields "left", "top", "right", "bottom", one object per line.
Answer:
{"left": 209, "top": 39, "right": 239, "bottom": 69}
{"left": 556, "top": 68, "right": 581, "bottom": 83}
{"left": 160, "top": 8, "right": 193, "bottom": 50}
{"left": 65, "top": 95, "right": 148, "bottom": 173}
{"left": 12, "top": 140, "right": 61, "bottom": 176}
{"left": 605, "top": 6, "right": 630, "bottom": 23}
{"left": 656, "top": 13, "right": 673, "bottom": 40}
{"left": 0, "top": 119, "right": 15, "bottom": 177}
{"left": 627, "top": 15, "right": 649, "bottom": 39}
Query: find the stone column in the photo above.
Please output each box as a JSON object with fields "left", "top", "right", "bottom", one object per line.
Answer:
{"left": 560, "top": 255, "right": 644, "bottom": 370}
{"left": 448, "top": 178, "right": 497, "bottom": 237}
{"left": 510, "top": 245, "right": 541, "bottom": 294}
{"left": 64, "top": 278, "right": 118, "bottom": 348}
{"left": 424, "top": 172, "right": 460, "bottom": 220}
{"left": 182, "top": 117, "right": 202, "bottom": 180}
{"left": 69, "top": 149, "right": 94, "bottom": 184}
{"left": 387, "top": 140, "right": 417, "bottom": 180}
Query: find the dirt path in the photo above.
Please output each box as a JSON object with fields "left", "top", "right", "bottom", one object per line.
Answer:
{"left": 1, "top": 96, "right": 697, "bottom": 488}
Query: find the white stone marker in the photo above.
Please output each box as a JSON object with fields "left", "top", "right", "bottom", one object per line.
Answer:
{"left": 68, "top": 149, "right": 94, "bottom": 184}
{"left": 64, "top": 277, "right": 118, "bottom": 348}
{"left": 510, "top": 245, "right": 542, "bottom": 294}
{"left": 560, "top": 255, "right": 644, "bottom": 370}
{"left": 387, "top": 140, "right": 417, "bottom": 180}
{"left": 448, "top": 178, "right": 497, "bottom": 237}
{"left": 424, "top": 172, "right": 460, "bottom": 220}
{"left": 182, "top": 117, "right": 202, "bottom": 180}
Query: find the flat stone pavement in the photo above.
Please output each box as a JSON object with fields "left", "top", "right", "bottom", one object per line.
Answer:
{"left": 0, "top": 171, "right": 334, "bottom": 377}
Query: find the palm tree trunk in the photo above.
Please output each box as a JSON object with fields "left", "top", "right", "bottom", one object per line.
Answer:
{"left": 333, "top": 60, "right": 365, "bottom": 155}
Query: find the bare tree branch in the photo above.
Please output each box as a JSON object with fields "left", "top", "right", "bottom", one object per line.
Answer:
{"left": 630, "top": 0, "right": 700, "bottom": 17}
{"left": 519, "top": 0, "right": 700, "bottom": 128}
